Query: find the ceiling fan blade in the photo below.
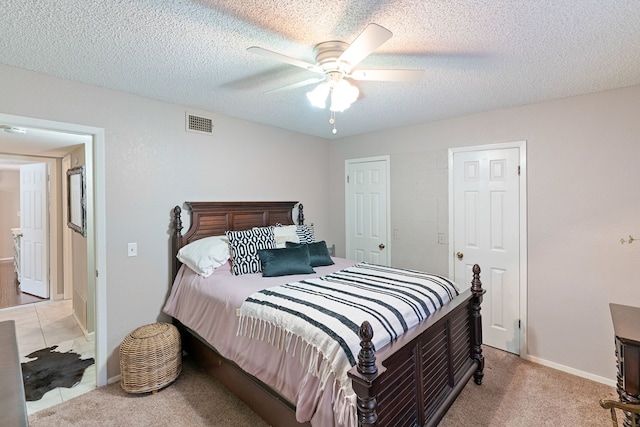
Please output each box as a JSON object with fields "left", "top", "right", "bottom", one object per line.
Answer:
{"left": 339, "top": 23, "right": 393, "bottom": 71}
{"left": 247, "top": 46, "right": 322, "bottom": 74}
{"left": 264, "top": 77, "right": 326, "bottom": 94}
{"left": 350, "top": 69, "right": 425, "bottom": 82}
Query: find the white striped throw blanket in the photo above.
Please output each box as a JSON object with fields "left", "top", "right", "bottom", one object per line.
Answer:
{"left": 237, "top": 263, "right": 460, "bottom": 426}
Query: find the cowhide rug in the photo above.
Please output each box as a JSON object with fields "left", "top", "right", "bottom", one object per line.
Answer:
{"left": 21, "top": 345, "right": 95, "bottom": 401}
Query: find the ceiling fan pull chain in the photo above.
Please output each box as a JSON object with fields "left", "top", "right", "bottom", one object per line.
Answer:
{"left": 330, "top": 111, "right": 337, "bottom": 134}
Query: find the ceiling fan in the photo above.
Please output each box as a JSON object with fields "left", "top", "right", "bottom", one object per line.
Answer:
{"left": 248, "top": 24, "right": 424, "bottom": 133}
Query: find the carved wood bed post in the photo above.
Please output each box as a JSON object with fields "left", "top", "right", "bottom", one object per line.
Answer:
{"left": 297, "top": 203, "right": 304, "bottom": 225}
{"left": 171, "top": 205, "right": 183, "bottom": 281}
{"left": 351, "top": 321, "right": 379, "bottom": 427}
{"left": 471, "top": 263, "right": 485, "bottom": 385}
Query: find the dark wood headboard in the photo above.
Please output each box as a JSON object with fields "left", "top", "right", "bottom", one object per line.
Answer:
{"left": 170, "top": 201, "right": 303, "bottom": 280}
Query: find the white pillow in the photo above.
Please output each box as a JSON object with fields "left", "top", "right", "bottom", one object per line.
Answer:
{"left": 177, "top": 235, "right": 230, "bottom": 277}
{"left": 274, "top": 225, "right": 300, "bottom": 248}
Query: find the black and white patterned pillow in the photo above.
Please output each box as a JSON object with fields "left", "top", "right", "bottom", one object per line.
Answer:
{"left": 226, "top": 227, "right": 276, "bottom": 275}
{"left": 296, "top": 224, "right": 315, "bottom": 244}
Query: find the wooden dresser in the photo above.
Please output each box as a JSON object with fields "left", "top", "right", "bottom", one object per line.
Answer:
{"left": 610, "top": 303, "right": 640, "bottom": 427}
{"left": 0, "top": 320, "right": 28, "bottom": 426}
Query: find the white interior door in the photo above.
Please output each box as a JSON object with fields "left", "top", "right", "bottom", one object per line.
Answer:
{"left": 346, "top": 157, "right": 390, "bottom": 265}
{"left": 452, "top": 147, "right": 520, "bottom": 354}
{"left": 19, "top": 163, "right": 49, "bottom": 299}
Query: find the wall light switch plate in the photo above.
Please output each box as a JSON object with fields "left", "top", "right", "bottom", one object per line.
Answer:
{"left": 128, "top": 242, "right": 137, "bottom": 257}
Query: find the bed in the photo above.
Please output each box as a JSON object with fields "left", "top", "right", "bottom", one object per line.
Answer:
{"left": 166, "top": 201, "right": 484, "bottom": 427}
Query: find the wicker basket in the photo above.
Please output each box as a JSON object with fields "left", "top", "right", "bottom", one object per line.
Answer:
{"left": 119, "top": 322, "right": 181, "bottom": 394}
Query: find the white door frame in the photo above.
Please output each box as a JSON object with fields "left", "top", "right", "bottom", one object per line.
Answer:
{"left": 448, "top": 141, "right": 528, "bottom": 357}
{"left": 0, "top": 113, "right": 107, "bottom": 387}
{"left": 345, "top": 156, "right": 391, "bottom": 265}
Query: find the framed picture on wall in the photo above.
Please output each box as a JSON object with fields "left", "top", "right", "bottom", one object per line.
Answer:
{"left": 67, "top": 165, "right": 86, "bottom": 236}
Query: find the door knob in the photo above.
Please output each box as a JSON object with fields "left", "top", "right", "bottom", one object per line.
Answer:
{"left": 456, "top": 251, "right": 464, "bottom": 260}
{"left": 379, "top": 243, "right": 386, "bottom": 250}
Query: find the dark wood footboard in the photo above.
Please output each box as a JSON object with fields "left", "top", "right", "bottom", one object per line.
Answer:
{"left": 349, "top": 265, "right": 484, "bottom": 427}
{"left": 169, "top": 202, "right": 483, "bottom": 427}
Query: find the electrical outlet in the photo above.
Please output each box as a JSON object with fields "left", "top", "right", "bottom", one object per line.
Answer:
{"left": 393, "top": 229, "right": 400, "bottom": 239}
{"left": 437, "top": 233, "right": 445, "bottom": 244}
{"left": 128, "top": 242, "right": 137, "bottom": 257}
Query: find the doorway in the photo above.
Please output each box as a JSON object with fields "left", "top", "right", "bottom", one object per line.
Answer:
{"left": 0, "top": 112, "right": 107, "bottom": 387}
{"left": 0, "top": 156, "right": 58, "bottom": 308}
{"left": 449, "top": 141, "right": 527, "bottom": 356}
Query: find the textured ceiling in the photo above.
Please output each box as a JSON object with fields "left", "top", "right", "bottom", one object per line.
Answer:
{"left": 1, "top": 0, "right": 640, "bottom": 140}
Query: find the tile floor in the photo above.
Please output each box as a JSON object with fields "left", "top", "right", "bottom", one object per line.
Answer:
{"left": 0, "top": 299, "right": 96, "bottom": 415}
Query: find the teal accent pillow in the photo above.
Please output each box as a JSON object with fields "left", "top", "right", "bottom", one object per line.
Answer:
{"left": 286, "top": 241, "right": 334, "bottom": 267}
{"left": 257, "top": 245, "right": 315, "bottom": 277}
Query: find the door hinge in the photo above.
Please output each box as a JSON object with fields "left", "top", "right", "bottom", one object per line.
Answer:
{"left": 518, "top": 166, "right": 521, "bottom": 176}
{"left": 347, "top": 175, "right": 350, "bottom": 184}
{"left": 518, "top": 319, "right": 521, "bottom": 329}
{"left": 96, "top": 270, "right": 99, "bottom": 277}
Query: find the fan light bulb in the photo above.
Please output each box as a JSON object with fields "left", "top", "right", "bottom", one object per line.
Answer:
{"left": 306, "top": 82, "right": 330, "bottom": 109}
{"left": 329, "top": 79, "right": 359, "bottom": 112}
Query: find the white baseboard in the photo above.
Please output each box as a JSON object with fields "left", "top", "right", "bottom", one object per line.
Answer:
{"left": 72, "top": 311, "right": 90, "bottom": 339}
{"left": 107, "top": 374, "right": 122, "bottom": 385}
{"left": 523, "top": 353, "right": 616, "bottom": 387}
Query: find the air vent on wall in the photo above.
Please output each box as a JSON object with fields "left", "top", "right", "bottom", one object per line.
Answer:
{"left": 185, "top": 112, "right": 214, "bottom": 135}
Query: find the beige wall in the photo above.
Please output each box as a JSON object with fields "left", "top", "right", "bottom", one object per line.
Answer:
{"left": 0, "top": 170, "right": 20, "bottom": 259}
{"left": 0, "top": 63, "right": 332, "bottom": 379}
{"left": 68, "top": 145, "right": 89, "bottom": 333}
{"left": 2, "top": 61, "right": 638, "bottom": 384}
{"left": 328, "top": 84, "right": 640, "bottom": 382}
{"left": 389, "top": 150, "right": 449, "bottom": 275}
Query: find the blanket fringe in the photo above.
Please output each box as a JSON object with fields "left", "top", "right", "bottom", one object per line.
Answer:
{"left": 238, "top": 315, "right": 357, "bottom": 426}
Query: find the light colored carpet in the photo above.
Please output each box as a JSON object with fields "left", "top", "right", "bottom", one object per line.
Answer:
{"left": 440, "top": 346, "right": 617, "bottom": 426}
{"left": 29, "top": 356, "right": 270, "bottom": 427}
{"left": 29, "top": 346, "right": 618, "bottom": 426}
